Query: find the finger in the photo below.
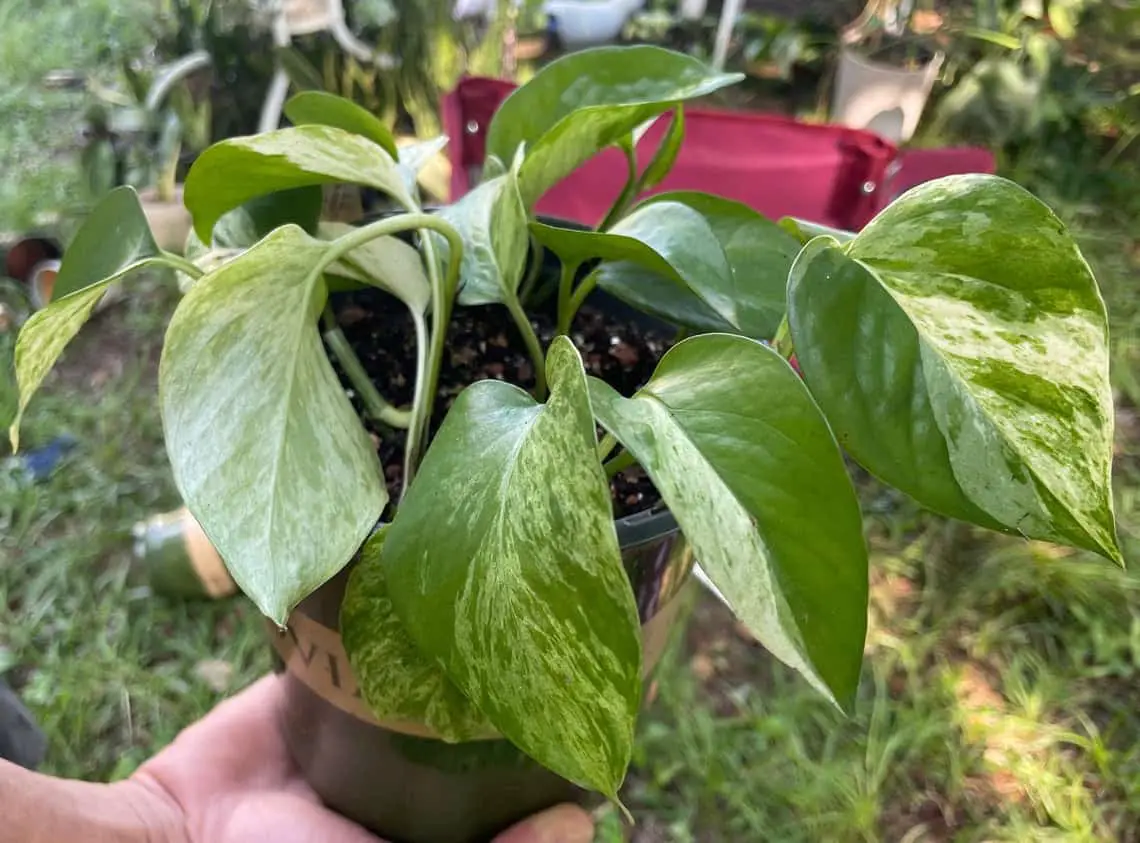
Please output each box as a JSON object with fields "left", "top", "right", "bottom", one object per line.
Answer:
{"left": 491, "top": 804, "right": 594, "bottom": 843}
{"left": 220, "top": 791, "right": 390, "bottom": 843}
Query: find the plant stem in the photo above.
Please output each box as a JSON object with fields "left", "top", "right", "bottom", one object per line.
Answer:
{"left": 314, "top": 212, "right": 465, "bottom": 488}
{"left": 321, "top": 307, "right": 412, "bottom": 429}
{"left": 560, "top": 269, "right": 599, "bottom": 335}
{"left": 598, "top": 140, "right": 639, "bottom": 232}
{"left": 555, "top": 259, "right": 581, "bottom": 337}
{"left": 597, "top": 433, "right": 618, "bottom": 462}
{"left": 506, "top": 294, "right": 547, "bottom": 400}
{"left": 604, "top": 449, "right": 636, "bottom": 479}
{"left": 773, "top": 314, "right": 794, "bottom": 360}
{"left": 157, "top": 251, "right": 204, "bottom": 280}
{"left": 518, "top": 235, "right": 545, "bottom": 306}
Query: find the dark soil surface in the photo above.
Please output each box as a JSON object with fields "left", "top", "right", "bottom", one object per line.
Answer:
{"left": 329, "top": 289, "right": 673, "bottom": 518}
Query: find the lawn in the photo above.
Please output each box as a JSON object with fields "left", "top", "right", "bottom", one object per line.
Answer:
{"left": 3, "top": 3, "right": 1140, "bottom": 842}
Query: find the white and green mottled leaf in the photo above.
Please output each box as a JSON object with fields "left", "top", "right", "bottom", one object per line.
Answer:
{"left": 318, "top": 222, "right": 430, "bottom": 314}
{"left": 160, "top": 226, "right": 386, "bottom": 623}
{"left": 487, "top": 45, "right": 740, "bottom": 206}
{"left": 382, "top": 336, "right": 641, "bottom": 797}
{"left": 342, "top": 528, "right": 495, "bottom": 743}
{"left": 441, "top": 171, "right": 528, "bottom": 307}
{"left": 397, "top": 135, "right": 449, "bottom": 197}
{"left": 185, "top": 125, "right": 414, "bottom": 243}
{"left": 789, "top": 174, "right": 1120, "bottom": 562}
{"left": 589, "top": 335, "right": 867, "bottom": 708}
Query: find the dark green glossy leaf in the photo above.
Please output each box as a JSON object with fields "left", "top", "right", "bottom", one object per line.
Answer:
{"left": 593, "top": 199, "right": 795, "bottom": 336}
{"left": 442, "top": 171, "right": 528, "bottom": 306}
{"left": 383, "top": 336, "right": 641, "bottom": 796}
{"left": 637, "top": 108, "right": 685, "bottom": 192}
{"left": 644, "top": 191, "right": 800, "bottom": 337}
{"left": 212, "top": 188, "right": 324, "bottom": 249}
{"left": 185, "top": 125, "right": 414, "bottom": 243}
{"left": 536, "top": 201, "right": 726, "bottom": 327}
{"left": 590, "top": 335, "right": 867, "bottom": 708}
{"left": 486, "top": 46, "right": 741, "bottom": 206}
{"left": 789, "top": 174, "right": 1120, "bottom": 562}
{"left": 284, "top": 91, "right": 399, "bottom": 159}
{"left": 53, "top": 186, "right": 160, "bottom": 299}
{"left": 342, "top": 528, "right": 495, "bottom": 743}
{"left": 160, "top": 226, "right": 387, "bottom": 623}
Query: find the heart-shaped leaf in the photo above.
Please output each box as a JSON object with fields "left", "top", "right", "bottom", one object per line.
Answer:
{"left": 789, "top": 174, "right": 1120, "bottom": 562}
{"left": 342, "top": 528, "right": 496, "bottom": 743}
{"left": 643, "top": 191, "right": 801, "bottom": 336}
{"left": 382, "top": 336, "right": 641, "bottom": 797}
{"left": 778, "top": 216, "right": 856, "bottom": 245}
{"left": 160, "top": 226, "right": 387, "bottom": 624}
{"left": 185, "top": 125, "right": 414, "bottom": 243}
{"left": 318, "top": 222, "right": 430, "bottom": 313}
{"left": 441, "top": 171, "right": 528, "bottom": 306}
{"left": 53, "top": 186, "right": 160, "bottom": 299}
{"left": 9, "top": 187, "right": 167, "bottom": 447}
{"left": 575, "top": 197, "right": 796, "bottom": 337}
{"left": 589, "top": 334, "right": 867, "bottom": 708}
{"left": 284, "top": 91, "right": 399, "bottom": 159}
{"left": 486, "top": 46, "right": 741, "bottom": 206}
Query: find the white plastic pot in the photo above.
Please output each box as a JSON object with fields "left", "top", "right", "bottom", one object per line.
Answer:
{"left": 545, "top": 0, "right": 645, "bottom": 47}
{"left": 831, "top": 47, "right": 944, "bottom": 143}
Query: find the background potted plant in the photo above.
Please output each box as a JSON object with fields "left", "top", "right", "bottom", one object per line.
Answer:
{"left": 9, "top": 44, "right": 1121, "bottom": 843}
{"left": 80, "top": 49, "right": 213, "bottom": 252}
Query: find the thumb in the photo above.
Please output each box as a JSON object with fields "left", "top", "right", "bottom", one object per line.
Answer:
{"left": 492, "top": 804, "right": 594, "bottom": 843}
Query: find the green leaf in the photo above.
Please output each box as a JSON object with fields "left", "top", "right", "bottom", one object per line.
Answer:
{"left": 342, "top": 528, "right": 496, "bottom": 743}
{"left": 319, "top": 222, "right": 430, "bottom": 313}
{"left": 585, "top": 197, "right": 797, "bottom": 337}
{"left": 441, "top": 171, "right": 529, "bottom": 306}
{"left": 284, "top": 91, "right": 399, "bottom": 159}
{"left": 8, "top": 188, "right": 168, "bottom": 447}
{"left": 185, "top": 125, "right": 414, "bottom": 243}
{"left": 160, "top": 226, "right": 387, "bottom": 623}
{"left": 53, "top": 186, "right": 160, "bottom": 299}
{"left": 486, "top": 46, "right": 741, "bottom": 206}
{"left": 789, "top": 175, "right": 1120, "bottom": 562}
{"left": 637, "top": 108, "right": 685, "bottom": 192}
{"left": 644, "top": 191, "right": 801, "bottom": 337}
{"left": 778, "top": 216, "right": 856, "bottom": 246}
{"left": 382, "top": 336, "right": 641, "bottom": 796}
{"left": 589, "top": 335, "right": 867, "bottom": 708}
{"left": 211, "top": 188, "right": 324, "bottom": 249}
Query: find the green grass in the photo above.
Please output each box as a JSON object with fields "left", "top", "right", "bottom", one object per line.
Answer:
{"left": 4, "top": 2, "right": 1140, "bottom": 842}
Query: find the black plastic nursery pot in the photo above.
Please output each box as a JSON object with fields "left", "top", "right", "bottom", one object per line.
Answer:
{"left": 270, "top": 514, "right": 694, "bottom": 843}
{"left": 266, "top": 216, "right": 694, "bottom": 842}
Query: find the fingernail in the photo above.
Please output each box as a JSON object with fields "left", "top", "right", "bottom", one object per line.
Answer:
{"left": 495, "top": 804, "right": 594, "bottom": 843}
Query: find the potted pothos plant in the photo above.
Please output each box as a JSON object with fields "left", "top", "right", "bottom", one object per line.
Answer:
{"left": 9, "top": 44, "right": 1121, "bottom": 843}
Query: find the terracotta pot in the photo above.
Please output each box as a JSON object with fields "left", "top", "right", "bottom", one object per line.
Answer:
{"left": 271, "top": 509, "right": 694, "bottom": 843}
{"left": 139, "top": 186, "right": 193, "bottom": 254}
{"left": 830, "top": 46, "right": 944, "bottom": 142}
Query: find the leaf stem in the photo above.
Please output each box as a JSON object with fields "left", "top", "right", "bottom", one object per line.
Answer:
{"left": 555, "top": 259, "right": 581, "bottom": 337}
{"left": 321, "top": 307, "right": 412, "bottom": 429}
{"left": 315, "top": 212, "right": 465, "bottom": 487}
{"left": 560, "top": 269, "right": 598, "bottom": 335}
{"left": 604, "top": 449, "right": 636, "bottom": 480}
{"left": 773, "top": 314, "right": 794, "bottom": 360}
{"left": 598, "top": 139, "right": 639, "bottom": 232}
{"left": 157, "top": 251, "right": 205, "bottom": 280}
{"left": 518, "top": 234, "right": 545, "bottom": 307}
{"left": 506, "top": 295, "right": 547, "bottom": 400}
{"left": 597, "top": 433, "right": 618, "bottom": 462}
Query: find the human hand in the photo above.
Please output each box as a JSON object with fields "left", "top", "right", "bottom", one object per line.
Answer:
{"left": 130, "top": 675, "right": 594, "bottom": 843}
